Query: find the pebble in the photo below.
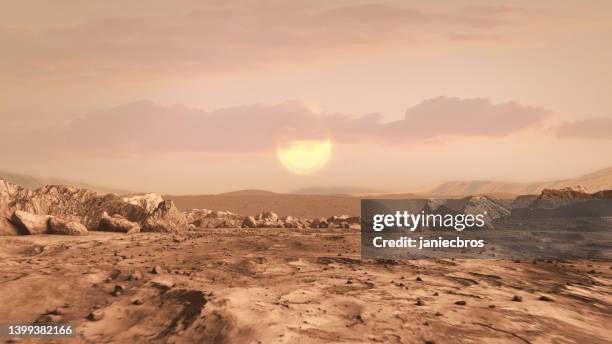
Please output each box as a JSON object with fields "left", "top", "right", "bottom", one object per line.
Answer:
{"left": 539, "top": 295, "right": 554, "bottom": 302}
{"left": 512, "top": 295, "right": 523, "bottom": 302}
{"left": 112, "top": 284, "right": 125, "bottom": 296}
{"left": 87, "top": 310, "right": 104, "bottom": 321}
{"left": 132, "top": 298, "right": 144, "bottom": 305}
{"left": 151, "top": 265, "right": 164, "bottom": 274}
{"left": 454, "top": 300, "right": 466, "bottom": 305}
{"left": 129, "top": 271, "right": 143, "bottom": 280}
{"left": 151, "top": 277, "right": 175, "bottom": 289}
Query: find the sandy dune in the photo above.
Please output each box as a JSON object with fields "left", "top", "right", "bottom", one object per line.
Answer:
{"left": 0, "top": 229, "right": 610, "bottom": 343}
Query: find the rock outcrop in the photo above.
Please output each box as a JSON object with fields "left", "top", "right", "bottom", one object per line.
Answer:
{"left": 0, "top": 180, "right": 187, "bottom": 235}
{"left": 509, "top": 185, "right": 603, "bottom": 211}
{"left": 122, "top": 193, "right": 164, "bottom": 213}
{"left": 4, "top": 184, "right": 149, "bottom": 229}
{"left": 462, "top": 195, "right": 510, "bottom": 223}
{"left": 530, "top": 186, "right": 591, "bottom": 209}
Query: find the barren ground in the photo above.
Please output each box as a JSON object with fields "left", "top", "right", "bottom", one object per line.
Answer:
{"left": 0, "top": 229, "right": 610, "bottom": 344}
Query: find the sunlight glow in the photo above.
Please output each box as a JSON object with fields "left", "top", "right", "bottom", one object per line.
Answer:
{"left": 276, "top": 139, "right": 332, "bottom": 175}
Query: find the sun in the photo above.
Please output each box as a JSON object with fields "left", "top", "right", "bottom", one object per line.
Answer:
{"left": 276, "top": 139, "right": 332, "bottom": 175}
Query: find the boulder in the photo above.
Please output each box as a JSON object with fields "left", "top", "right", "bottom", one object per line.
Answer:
{"left": 142, "top": 200, "right": 187, "bottom": 233}
{"left": 0, "top": 202, "right": 18, "bottom": 235}
{"left": 282, "top": 216, "right": 298, "bottom": 228}
{"left": 98, "top": 212, "right": 140, "bottom": 233}
{"left": 184, "top": 209, "right": 213, "bottom": 223}
{"left": 208, "top": 210, "right": 236, "bottom": 218}
{"left": 48, "top": 217, "right": 88, "bottom": 236}
{"left": 311, "top": 217, "right": 328, "bottom": 229}
{"left": 241, "top": 216, "right": 257, "bottom": 228}
{"left": 0, "top": 216, "right": 19, "bottom": 236}
{"left": 10, "top": 210, "right": 51, "bottom": 235}
{"left": 256, "top": 211, "right": 278, "bottom": 222}
{"left": 257, "top": 220, "right": 282, "bottom": 228}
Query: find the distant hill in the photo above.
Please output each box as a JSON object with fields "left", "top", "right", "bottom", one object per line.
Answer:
{"left": 217, "top": 189, "right": 278, "bottom": 196}
{"left": 426, "top": 166, "right": 612, "bottom": 197}
{"left": 290, "top": 186, "right": 385, "bottom": 196}
{"left": 165, "top": 193, "right": 362, "bottom": 218}
{"left": 0, "top": 171, "right": 130, "bottom": 195}
{"left": 165, "top": 190, "right": 422, "bottom": 217}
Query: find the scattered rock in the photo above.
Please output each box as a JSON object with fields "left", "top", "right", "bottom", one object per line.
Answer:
{"left": 98, "top": 212, "right": 140, "bottom": 233}
{"left": 512, "top": 295, "right": 523, "bottom": 302}
{"left": 129, "top": 271, "right": 143, "bottom": 281}
{"left": 539, "top": 295, "right": 554, "bottom": 302}
{"left": 112, "top": 284, "right": 125, "bottom": 296}
{"left": 242, "top": 216, "right": 257, "bottom": 228}
{"left": 416, "top": 299, "right": 425, "bottom": 306}
{"left": 454, "top": 300, "right": 466, "bottom": 305}
{"left": 256, "top": 211, "right": 278, "bottom": 222}
{"left": 87, "top": 310, "right": 104, "bottom": 321}
{"left": 151, "top": 265, "right": 164, "bottom": 274}
{"left": 151, "top": 277, "right": 174, "bottom": 289}
{"left": 36, "top": 314, "right": 62, "bottom": 323}
{"left": 142, "top": 201, "right": 187, "bottom": 233}
{"left": 132, "top": 298, "right": 144, "bottom": 305}
{"left": 310, "top": 217, "right": 328, "bottom": 229}
{"left": 49, "top": 307, "right": 64, "bottom": 315}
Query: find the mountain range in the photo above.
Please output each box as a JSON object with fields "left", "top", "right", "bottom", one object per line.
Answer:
{"left": 2, "top": 165, "right": 611, "bottom": 201}
{"left": 424, "top": 165, "right": 612, "bottom": 196}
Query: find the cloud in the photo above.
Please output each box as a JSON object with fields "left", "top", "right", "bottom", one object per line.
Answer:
{"left": 557, "top": 118, "right": 612, "bottom": 140}
{"left": 0, "top": 1, "right": 547, "bottom": 82}
{"left": 1, "top": 97, "right": 549, "bottom": 158}
{"left": 384, "top": 97, "right": 550, "bottom": 139}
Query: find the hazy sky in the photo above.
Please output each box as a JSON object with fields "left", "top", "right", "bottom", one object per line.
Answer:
{"left": 1, "top": 0, "right": 611, "bottom": 194}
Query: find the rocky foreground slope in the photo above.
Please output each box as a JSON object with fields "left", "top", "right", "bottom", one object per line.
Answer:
{"left": 0, "top": 229, "right": 610, "bottom": 343}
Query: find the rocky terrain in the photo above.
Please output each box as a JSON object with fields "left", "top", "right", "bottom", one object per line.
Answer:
{"left": 0, "top": 180, "right": 361, "bottom": 236}
{"left": 1, "top": 229, "right": 610, "bottom": 343}
{"left": 0, "top": 181, "right": 610, "bottom": 343}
